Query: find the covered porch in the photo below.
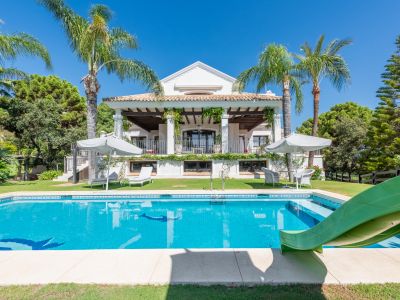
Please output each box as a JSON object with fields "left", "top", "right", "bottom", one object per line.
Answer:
{"left": 105, "top": 93, "right": 283, "bottom": 155}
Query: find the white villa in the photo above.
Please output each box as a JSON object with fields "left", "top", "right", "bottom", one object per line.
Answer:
{"left": 61, "top": 61, "right": 322, "bottom": 180}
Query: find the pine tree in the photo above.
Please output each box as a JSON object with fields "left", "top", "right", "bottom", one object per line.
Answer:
{"left": 365, "top": 36, "right": 400, "bottom": 171}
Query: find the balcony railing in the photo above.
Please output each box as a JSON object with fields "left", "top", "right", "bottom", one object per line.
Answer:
{"left": 180, "top": 139, "right": 217, "bottom": 154}
{"left": 177, "top": 138, "right": 269, "bottom": 154}
{"left": 228, "top": 140, "right": 269, "bottom": 154}
{"left": 132, "top": 139, "right": 167, "bottom": 154}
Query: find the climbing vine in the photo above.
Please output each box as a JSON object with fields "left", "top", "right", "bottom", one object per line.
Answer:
{"left": 162, "top": 108, "right": 183, "bottom": 141}
{"left": 263, "top": 108, "right": 274, "bottom": 127}
{"left": 202, "top": 107, "right": 224, "bottom": 124}
{"left": 122, "top": 152, "right": 280, "bottom": 162}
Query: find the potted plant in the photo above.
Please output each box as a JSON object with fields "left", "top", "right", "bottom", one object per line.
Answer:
{"left": 175, "top": 135, "right": 182, "bottom": 154}
{"left": 213, "top": 134, "right": 222, "bottom": 153}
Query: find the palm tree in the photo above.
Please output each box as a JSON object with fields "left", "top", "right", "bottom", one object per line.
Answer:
{"left": 39, "top": 0, "right": 163, "bottom": 179}
{"left": 235, "top": 44, "right": 303, "bottom": 181}
{"left": 295, "top": 35, "right": 351, "bottom": 167}
{"left": 0, "top": 32, "right": 51, "bottom": 95}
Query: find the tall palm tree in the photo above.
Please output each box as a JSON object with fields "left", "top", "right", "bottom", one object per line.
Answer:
{"left": 0, "top": 32, "right": 51, "bottom": 95}
{"left": 235, "top": 44, "right": 303, "bottom": 181}
{"left": 295, "top": 35, "right": 351, "bottom": 167}
{"left": 39, "top": 0, "right": 163, "bottom": 179}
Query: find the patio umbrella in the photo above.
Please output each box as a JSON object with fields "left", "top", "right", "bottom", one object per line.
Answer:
{"left": 77, "top": 134, "right": 142, "bottom": 190}
{"left": 266, "top": 133, "right": 332, "bottom": 188}
{"left": 266, "top": 133, "right": 332, "bottom": 153}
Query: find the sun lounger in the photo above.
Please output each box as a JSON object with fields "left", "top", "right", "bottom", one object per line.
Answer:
{"left": 89, "top": 172, "right": 119, "bottom": 188}
{"left": 126, "top": 166, "right": 153, "bottom": 186}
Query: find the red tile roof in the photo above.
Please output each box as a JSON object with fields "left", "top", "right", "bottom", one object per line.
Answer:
{"left": 104, "top": 93, "right": 281, "bottom": 102}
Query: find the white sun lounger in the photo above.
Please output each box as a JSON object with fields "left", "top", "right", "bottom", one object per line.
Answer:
{"left": 126, "top": 166, "right": 153, "bottom": 186}
{"left": 89, "top": 172, "right": 119, "bottom": 188}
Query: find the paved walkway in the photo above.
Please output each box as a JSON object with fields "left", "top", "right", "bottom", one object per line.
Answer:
{"left": 0, "top": 248, "right": 399, "bottom": 285}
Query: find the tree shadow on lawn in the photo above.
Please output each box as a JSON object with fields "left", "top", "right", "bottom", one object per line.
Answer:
{"left": 165, "top": 249, "right": 328, "bottom": 299}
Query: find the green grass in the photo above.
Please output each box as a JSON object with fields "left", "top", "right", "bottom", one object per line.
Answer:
{"left": 0, "top": 179, "right": 371, "bottom": 196}
{"left": 0, "top": 283, "right": 399, "bottom": 300}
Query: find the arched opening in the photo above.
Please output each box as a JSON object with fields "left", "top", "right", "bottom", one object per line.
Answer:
{"left": 182, "top": 129, "right": 216, "bottom": 153}
{"left": 184, "top": 91, "right": 213, "bottom": 95}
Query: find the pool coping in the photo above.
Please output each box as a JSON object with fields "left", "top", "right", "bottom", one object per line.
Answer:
{"left": 0, "top": 248, "right": 398, "bottom": 285}
{"left": 0, "top": 189, "right": 350, "bottom": 202}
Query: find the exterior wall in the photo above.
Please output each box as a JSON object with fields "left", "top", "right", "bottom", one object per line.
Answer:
{"left": 123, "top": 125, "right": 152, "bottom": 140}
{"left": 157, "top": 161, "right": 183, "bottom": 177}
{"left": 239, "top": 123, "right": 273, "bottom": 150}
{"left": 228, "top": 123, "right": 239, "bottom": 152}
{"left": 158, "top": 124, "right": 167, "bottom": 141}
{"left": 96, "top": 156, "right": 325, "bottom": 180}
{"left": 212, "top": 160, "right": 239, "bottom": 178}
{"left": 161, "top": 64, "right": 234, "bottom": 95}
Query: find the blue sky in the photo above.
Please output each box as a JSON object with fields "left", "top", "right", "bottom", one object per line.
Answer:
{"left": 2, "top": 0, "right": 400, "bottom": 128}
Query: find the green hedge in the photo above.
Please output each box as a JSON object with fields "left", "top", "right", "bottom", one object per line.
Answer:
{"left": 123, "top": 153, "right": 280, "bottom": 162}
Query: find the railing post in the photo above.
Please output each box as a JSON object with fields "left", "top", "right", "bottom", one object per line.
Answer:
{"left": 72, "top": 144, "right": 78, "bottom": 184}
{"left": 358, "top": 174, "right": 362, "bottom": 184}
{"left": 372, "top": 171, "right": 377, "bottom": 185}
{"left": 396, "top": 169, "right": 400, "bottom": 177}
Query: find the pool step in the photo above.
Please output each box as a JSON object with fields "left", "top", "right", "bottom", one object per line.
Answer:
{"left": 292, "top": 200, "right": 333, "bottom": 221}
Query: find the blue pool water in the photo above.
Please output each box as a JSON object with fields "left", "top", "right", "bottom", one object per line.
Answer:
{"left": 0, "top": 194, "right": 398, "bottom": 250}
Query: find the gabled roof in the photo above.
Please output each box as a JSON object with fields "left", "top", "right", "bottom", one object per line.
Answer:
{"left": 160, "top": 61, "right": 236, "bottom": 83}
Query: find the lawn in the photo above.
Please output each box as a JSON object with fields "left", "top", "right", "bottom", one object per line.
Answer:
{"left": 0, "top": 179, "right": 371, "bottom": 196}
{"left": 0, "top": 283, "right": 399, "bottom": 300}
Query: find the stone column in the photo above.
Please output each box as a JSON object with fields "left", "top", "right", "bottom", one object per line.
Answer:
{"left": 166, "top": 114, "right": 175, "bottom": 154}
{"left": 221, "top": 109, "right": 229, "bottom": 153}
{"left": 272, "top": 107, "right": 282, "bottom": 142}
{"left": 113, "top": 109, "right": 123, "bottom": 138}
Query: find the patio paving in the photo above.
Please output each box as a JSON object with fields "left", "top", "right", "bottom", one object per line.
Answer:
{"left": 0, "top": 248, "right": 398, "bottom": 285}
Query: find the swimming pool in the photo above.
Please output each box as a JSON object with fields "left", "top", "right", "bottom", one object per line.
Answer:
{"left": 0, "top": 194, "right": 398, "bottom": 250}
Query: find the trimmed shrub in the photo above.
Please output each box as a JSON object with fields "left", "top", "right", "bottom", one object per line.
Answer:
{"left": 311, "top": 165, "right": 322, "bottom": 180}
{"left": 38, "top": 170, "right": 62, "bottom": 180}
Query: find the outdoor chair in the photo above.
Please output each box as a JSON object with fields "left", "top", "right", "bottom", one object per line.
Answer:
{"left": 126, "top": 166, "right": 153, "bottom": 186}
{"left": 261, "top": 167, "right": 280, "bottom": 186}
{"left": 294, "top": 169, "right": 315, "bottom": 188}
{"left": 89, "top": 172, "right": 119, "bottom": 188}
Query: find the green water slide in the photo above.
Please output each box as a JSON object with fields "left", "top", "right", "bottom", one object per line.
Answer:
{"left": 280, "top": 176, "right": 400, "bottom": 252}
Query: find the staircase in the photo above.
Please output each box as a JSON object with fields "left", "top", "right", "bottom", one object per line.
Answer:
{"left": 54, "top": 156, "right": 89, "bottom": 182}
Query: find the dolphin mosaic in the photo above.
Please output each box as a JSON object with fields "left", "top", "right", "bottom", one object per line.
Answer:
{"left": 0, "top": 238, "right": 64, "bottom": 250}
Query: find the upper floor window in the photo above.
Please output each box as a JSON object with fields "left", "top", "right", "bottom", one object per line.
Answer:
{"left": 253, "top": 136, "right": 269, "bottom": 147}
